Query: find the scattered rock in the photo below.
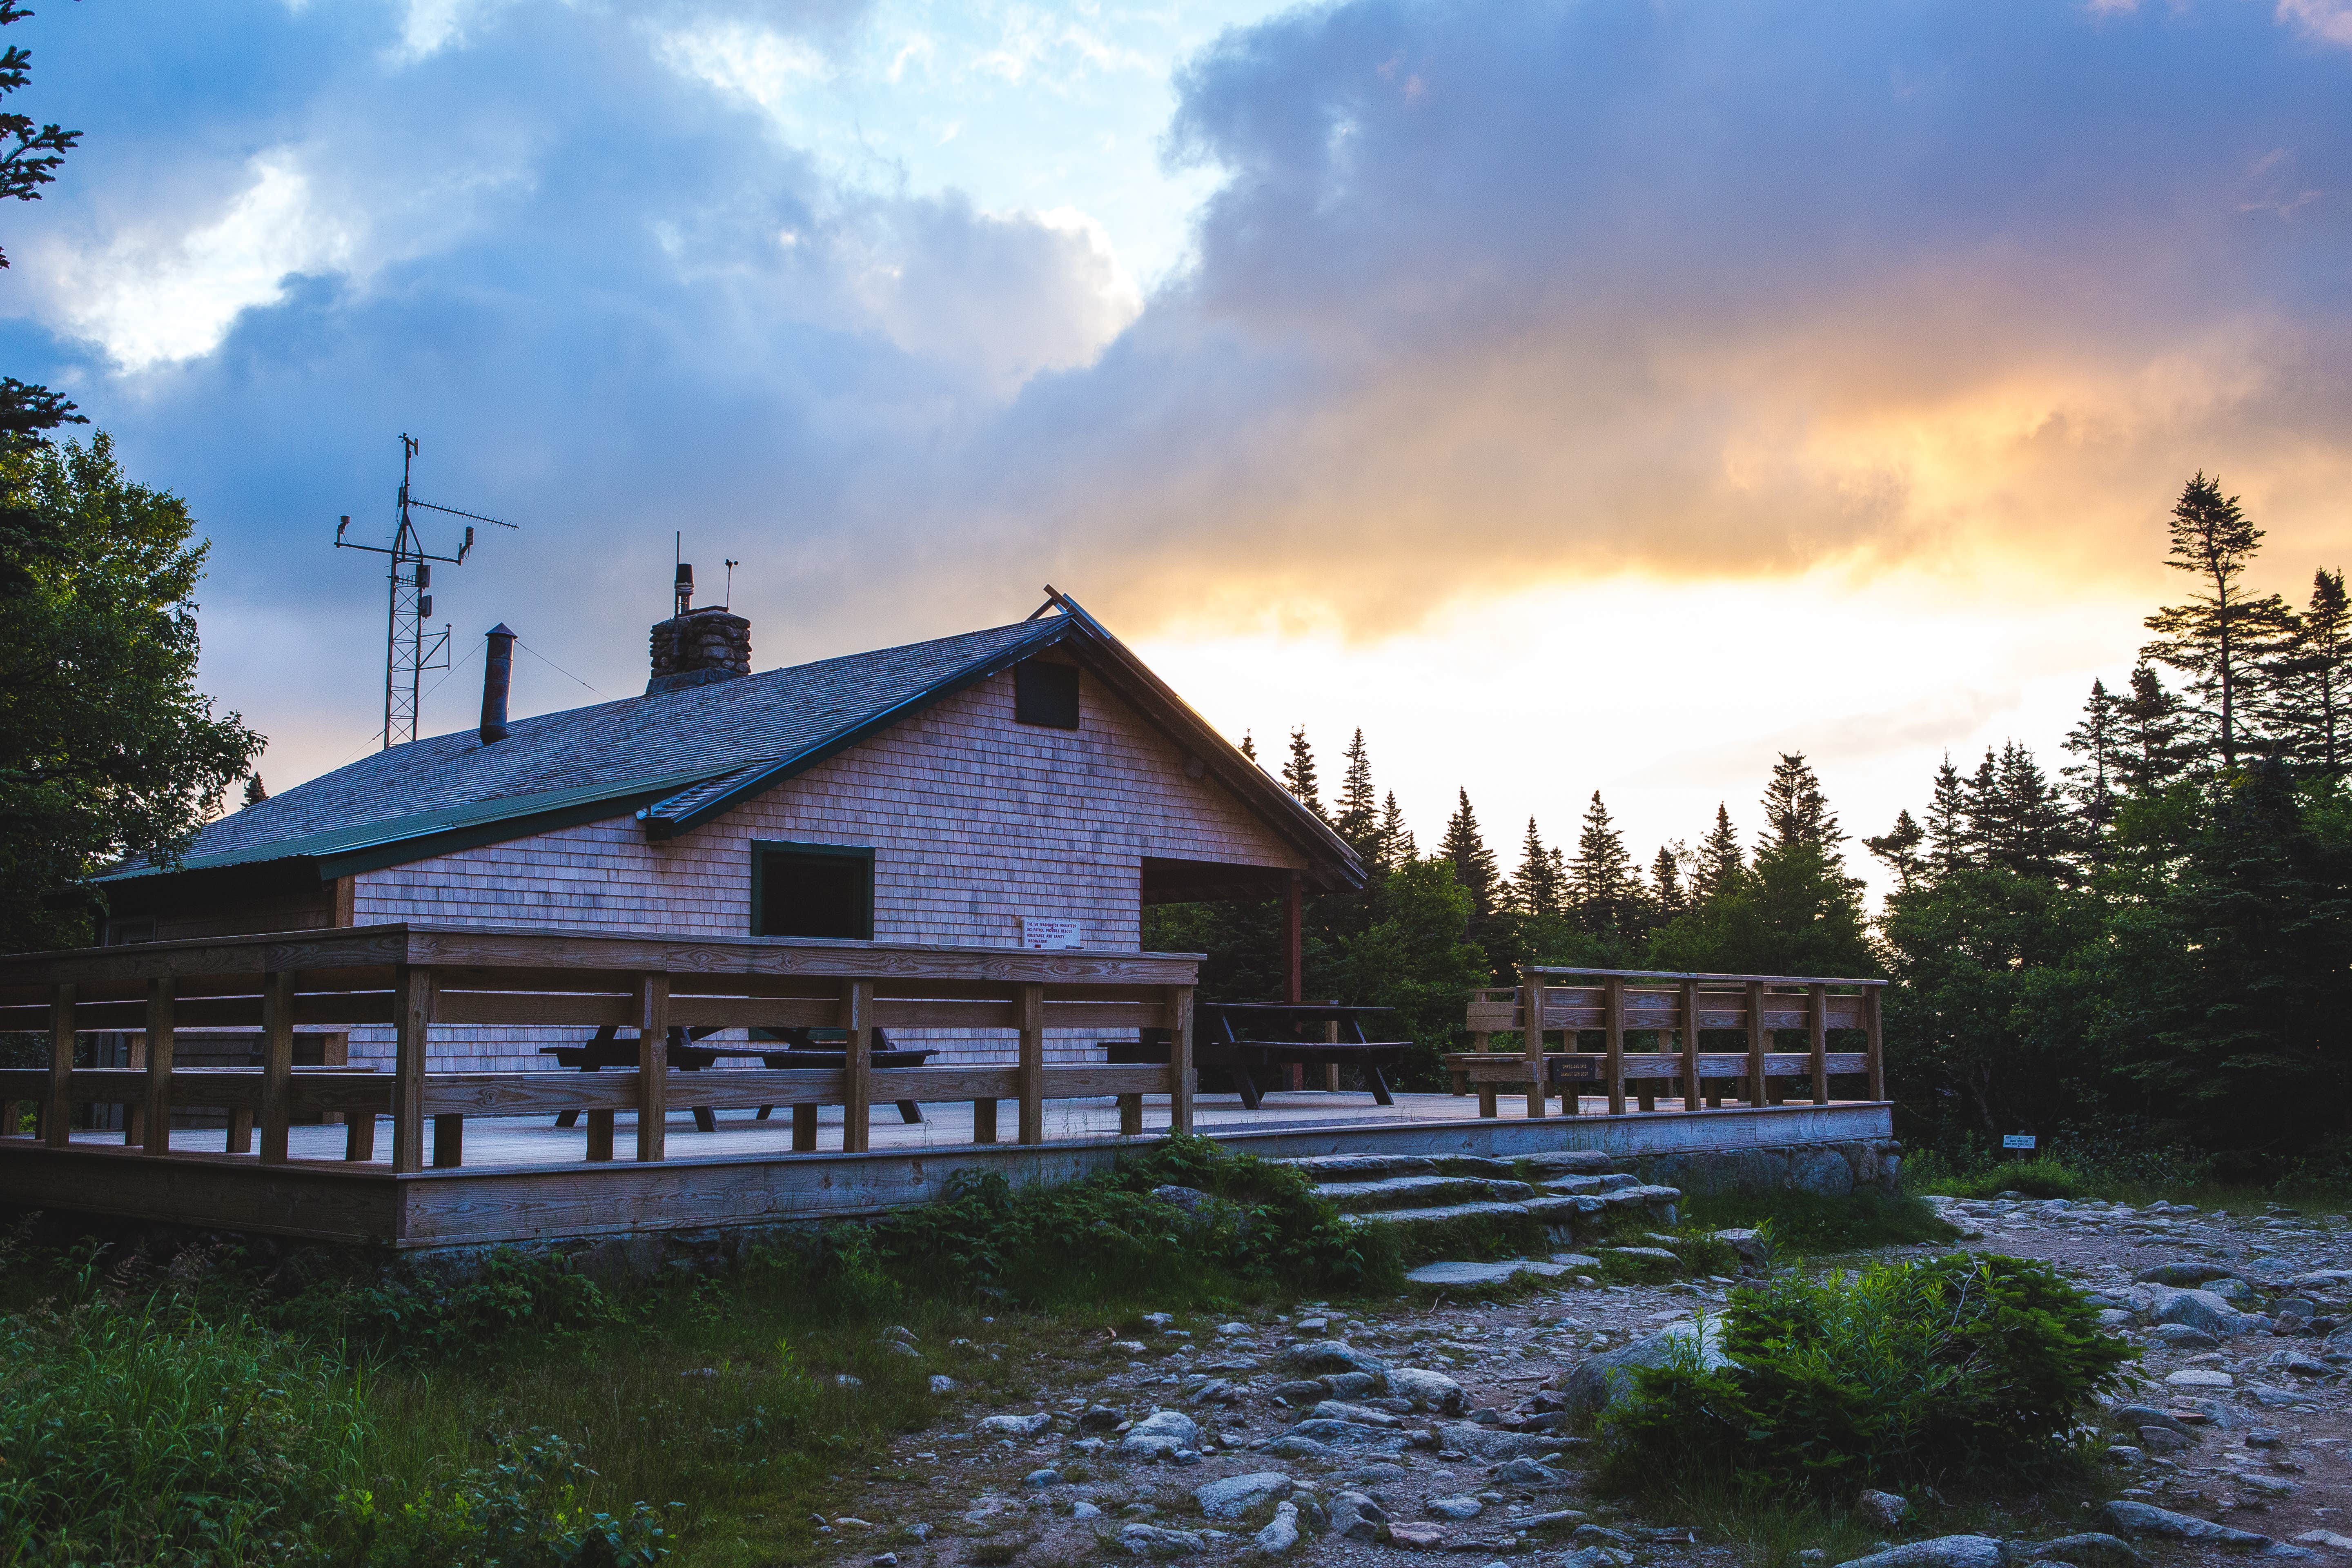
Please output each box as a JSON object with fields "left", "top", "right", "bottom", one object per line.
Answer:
{"left": 2136, "top": 1261, "right": 2240, "bottom": 1286}
{"left": 1555, "top": 1316, "right": 1728, "bottom": 1414}
{"left": 1384, "top": 1367, "right": 1467, "bottom": 1415}
{"left": 1491, "top": 1457, "right": 1566, "bottom": 1486}
{"left": 2293, "top": 1531, "right": 2352, "bottom": 1551}
{"left": 2234, "top": 1472, "right": 2296, "bottom": 1497}
{"left": 977, "top": 1412, "right": 1055, "bottom": 1437}
{"left": 2115, "top": 1405, "right": 2193, "bottom": 1437}
{"left": 1071, "top": 1501, "right": 1103, "bottom": 1520}
{"left": 1308, "top": 1399, "right": 1401, "bottom": 1427}
{"left": 2138, "top": 1425, "right": 2193, "bottom": 1454}
{"left": 1278, "top": 1339, "right": 1387, "bottom": 1376}
{"left": 1194, "top": 1472, "right": 1292, "bottom": 1519}
{"left": 2147, "top": 1324, "right": 2219, "bottom": 1350}
{"left": 1386, "top": 1521, "right": 1447, "bottom": 1548}
{"left": 1711, "top": 1228, "right": 1770, "bottom": 1267}
{"left": 1330, "top": 1490, "right": 1388, "bottom": 1541}
{"left": 928, "top": 1374, "right": 957, "bottom": 1394}
{"left": 1856, "top": 1489, "right": 1910, "bottom": 1528}
{"left": 1602, "top": 1245, "right": 1682, "bottom": 1265}
{"left": 1287, "top": 1417, "right": 1414, "bottom": 1453}
{"left": 1025, "top": 1468, "right": 1060, "bottom": 1488}
{"left": 1430, "top": 1423, "right": 1570, "bottom": 1459}
{"left": 1118, "top": 1522, "right": 1208, "bottom": 1557}
{"left": 1119, "top": 1408, "right": 1201, "bottom": 1459}
{"left": 2005, "top": 1534, "right": 2148, "bottom": 1568}
{"left": 1833, "top": 1537, "right": 2004, "bottom": 1568}
{"left": 2144, "top": 1284, "right": 2255, "bottom": 1336}
{"left": 1405, "top": 1259, "right": 1569, "bottom": 1285}
{"left": 1254, "top": 1501, "right": 1302, "bottom": 1555}
{"left": 1427, "top": 1496, "right": 1484, "bottom": 1520}
{"left": 2164, "top": 1368, "right": 2235, "bottom": 1389}
{"left": 2105, "top": 1499, "right": 2272, "bottom": 1547}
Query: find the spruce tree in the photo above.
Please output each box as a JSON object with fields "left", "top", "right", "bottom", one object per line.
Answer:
{"left": 2266, "top": 569, "right": 2352, "bottom": 774}
{"left": 1650, "top": 844, "right": 1688, "bottom": 919}
{"left": 1692, "top": 805, "right": 1744, "bottom": 900}
{"left": 1924, "top": 754, "right": 1971, "bottom": 878}
{"left": 1240, "top": 731, "right": 1257, "bottom": 762}
{"left": 1334, "top": 727, "right": 1378, "bottom": 850}
{"left": 1510, "top": 816, "right": 1562, "bottom": 918}
{"left": 1375, "top": 791, "right": 1417, "bottom": 871}
{"left": 1569, "top": 791, "right": 1637, "bottom": 933}
{"left": 2116, "top": 665, "right": 2195, "bottom": 794}
{"left": 1281, "top": 726, "right": 1326, "bottom": 819}
{"left": 2060, "top": 677, "right": 2123, "bottom": 846}
{"left": 240, "top": 774, "right": 267, "bottom": 809}
{"left": 2142, "top": 472, "right": 2294, "bottom": 769}
{"left": 1864, "top": 809, "right": 1927, "bottom": 892}
{"left": 1438, "top": 788, "right": 1500, "bottom": 916}
{"left": 1761, "top": 752, "right": 1843, "bottom": 854}
{"left": 1968, "top": 742, "right": 2074, "bottom": 882}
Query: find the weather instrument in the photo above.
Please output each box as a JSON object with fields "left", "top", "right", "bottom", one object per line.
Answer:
{"left": 334, "top": 434, "right": 519, "bottom": 748}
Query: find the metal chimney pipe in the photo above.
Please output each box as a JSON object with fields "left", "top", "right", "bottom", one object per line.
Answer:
{"left": 480, "top": 624, "right": 515, "bottom": 744}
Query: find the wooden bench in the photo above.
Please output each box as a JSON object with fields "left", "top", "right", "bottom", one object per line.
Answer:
{"left": 1195, "top": 1002, "right": 1410, "bottom": 1109}
{"left": 1451, "top": 967, "right": 1884, "bottom": 1118}
{"left": 539, "top": 1025, "right": 936, "bottom": 1133}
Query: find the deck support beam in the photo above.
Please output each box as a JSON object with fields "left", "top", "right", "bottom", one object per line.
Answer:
{"left": 259, "top": 970, "right": 296, "bottom": 1164}
{"left": 1519, "top": 968, "right": 1545, "bottom": 1119}
{"left": 1167, "top": 984, "right": 1194, "bottom": 1135}
{"left": 1016, "top": 983, "right": 1045, "bottom": 1145}
{"left": 840, "top": 979, "right": 873, "bottom": 1154}
{"left": 392, "top": 965, "right": 432, "bottom": 1173}
{"left": 43, "top": 983, "right": 74, "bottom": 1148}
{"left": 1604, "top": 976, "right": 1628, "bottom": 1116}
{"left": 634, "top": 973, "right": 669, "bottom": 1164}
{"left": 1808, "top": 982, "right": 1830, "bottom": 1105}
{"left": 1678, "top": 978, "right": 1701, "bottom": 1112}
{"left": 143, "top": 978, "right": 176, "bottom": 1156}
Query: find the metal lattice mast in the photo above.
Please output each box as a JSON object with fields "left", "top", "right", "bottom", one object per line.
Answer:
{"left": 336, "top": 434, "right": 517, "bottom": 748}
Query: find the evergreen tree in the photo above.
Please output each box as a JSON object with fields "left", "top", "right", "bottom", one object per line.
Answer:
{"left": 1374, "top": 791, "right": 1416, "bottom": 871}
{"left": 1281, "top": 726, "right": 1325, "bottom": 819}
{"left": 2141, "top": 472, "right": 2294, "bottom": 769}
{"left": 0, "top": 3, "right": 86, "bottom": 440}
{"left": 240, "top": 774, "right": 267, "bottom": 809}
{"left": 1239, "top": 731, "right": 1257, "bottom": 762}
{"left": 1760, "top": 751, "right": 1842, "bottom": 854}
{"left": 1967, "top": 742, "right": 2075, "bottom": 882}
{"left": 1650, "top": 843, "right": 1688, "bottom": 920}
{"left": 2060, "top": 677, "right": 2123, "bottom": 847}
{"left": 1924, "top": 754, "right": 1971, "bottom": 879}
{"left": 1510, "top": 816, "right": 1562, "bottom": 918}
{"left": 1568, "top": 791, "right": 1637, "bottom": 933}
{"left": 2115, "top": 665, "right": 2195, "bottom": 795}
{"left": 1864, "top": 809, "right": 1927, "bottom": 893}
{"left": 2266, "top": 568, "right": 2352, "bottom": 774}
{"left": 1437, "top": 788, "right": 1500, "bottom": 918}
{"left": 1692, "top": 805, "right": 1744, "bottom": 900}
{"left": 1334, "top": 727, "right": 1378, "bottom": 851}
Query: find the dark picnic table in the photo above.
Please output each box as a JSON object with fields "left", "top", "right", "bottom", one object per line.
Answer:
{"left": 539, "top": 1026, "right": 935, "bottom": 1131}
{"left": 1197, "top": 1002, "right": 1409, "bottom": 1109}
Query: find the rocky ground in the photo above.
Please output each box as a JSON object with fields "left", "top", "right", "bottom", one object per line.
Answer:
{"left": 798, "top": 1193, "right": 2351, "bottom": 1568}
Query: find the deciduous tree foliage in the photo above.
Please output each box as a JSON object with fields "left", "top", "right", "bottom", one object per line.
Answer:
{"left": 0, "top": 434, "right": 263, "bottom": 949}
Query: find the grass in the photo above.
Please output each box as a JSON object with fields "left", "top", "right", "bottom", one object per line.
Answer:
{"left": 1681, "top": 1187, "right": 1960, "bottom": 1256}
{"left": 1902, "top": 1142, "right": 2352, "bottom": 1214}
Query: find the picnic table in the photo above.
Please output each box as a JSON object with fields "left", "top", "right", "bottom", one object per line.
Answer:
{"left": 1194, "top": 1001, "right": 1408, "bottom": 1109}
{"left": 539, "top": 1026, "right": 936, "bottom": 1131}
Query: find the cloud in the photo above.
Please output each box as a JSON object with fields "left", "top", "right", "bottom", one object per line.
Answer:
{"left": 6, "top": 0, "right": 2352, "bottom": 797}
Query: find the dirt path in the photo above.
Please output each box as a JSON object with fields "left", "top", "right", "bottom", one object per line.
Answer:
{"left": 800, "top": 1199, "right": 2350, "bottom": 1568}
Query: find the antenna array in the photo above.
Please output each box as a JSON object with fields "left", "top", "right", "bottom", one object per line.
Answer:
{"left": 334, "top": 434, "right": 519, "bottom": 748}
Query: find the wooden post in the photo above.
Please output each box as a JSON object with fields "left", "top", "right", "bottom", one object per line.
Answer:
{"left": 1118, "top": 1095, "right": 1143, "bottom": 1135}
{"left": 581, "top": 1108, "right": 613, "bottom": 1162}
{"left": 432, "top": 1114, "right": 463, "bottom": 1167}
{"left": 143, "top": 977, "right": 175, "bottom": 1155}
{"left": 1519, "top": 969, "right": 1546, "bottom": 1119}
{"left": 1865, "top": 984, "right": 1886, "bottom": 1101}
{"left": 392, "top": 965, "right": 432, "bottom": 1174}
{"left": 1324, "top": 1018, "right": 1341, "bottom": 1093}
{"left": 840, "top": 978, "right": 873, "bottom": 1154}
{"left": 635, "top": 973, "right": 670, "bottom": 1163}
{"left": 1167, "top": 984, "right": 1195, "bottom": 1134}
{"left": 1282, "top": 874, "right": 1303, "bottom": 1004}
{"left": 1808, "top": 982, "right": 1830, "bottom": 1105}
{"left": 971, "top": 1099, "right": 997, "bottom": 1144}
{"left": 227, "top": 1106, "right": 253, "bottom": 1154}
{"left": 43, "top": 982, "right": 74, "bottom": 1148}
{"left": 792, "top": 1102, "right": 819, "bottom": 1152}
{"left": 1604, "top": 975, "right": 1628, "bottom": 1116}
{"left": 1015, "top": 982, "right": 1045, "bottom": 1145}
{"left": 1744, "top": 980, "right": 1768, "bottom": 1109}
{"left": 1679, "top": 978, "right": 1702, "bottom": 1113}
{"left": 259, "top": 970, "right": 296, "bottom": 1164}
{"left": 346, "top": 1110, "right": 377, "bottom": 1162}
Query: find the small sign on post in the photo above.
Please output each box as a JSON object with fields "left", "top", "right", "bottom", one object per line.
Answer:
{"left": 1020, "top": 917, "right": 1082, "bottom": 951}
{"left": 2002, "top": 1133, "right": 2037, "bottom": 1151}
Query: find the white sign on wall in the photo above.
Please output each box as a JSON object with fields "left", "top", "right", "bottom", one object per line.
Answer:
{"left": 2002, "top": 1134, "right": 2037, "bottom": 1150}
{"left": 1020, "top": 917, "right": 1083, "bottom": 951}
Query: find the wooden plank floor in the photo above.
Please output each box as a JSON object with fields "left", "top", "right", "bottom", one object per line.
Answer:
{"left": 51, "top": 1088, "right": 1876, "bottom": 1171}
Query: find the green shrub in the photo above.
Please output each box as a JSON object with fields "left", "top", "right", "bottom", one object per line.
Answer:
{"left": 285, "top": 1247, "right": 621, "bottom": 1360}
{"left": 1683, "top": 1189, "right": 1960, "bottom": 1254}
{"left": 0, "top": 1281, "right": 367, "bottom": 1565}
{"left": 1598, "top": 1252, "right": 2133, "bottom": 1497}
{"left": 361, "top": 1428, "right": 677, "bottom": 1567}
{"left": 1911, "top": 1156, "right": 2089, "bottom": 1201}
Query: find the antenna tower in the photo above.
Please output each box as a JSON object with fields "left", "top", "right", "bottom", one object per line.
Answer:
{"left": 334, "top": 434, "right": 518, "bottom": 748}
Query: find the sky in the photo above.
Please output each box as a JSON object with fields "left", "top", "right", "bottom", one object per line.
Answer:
{"left": 9, "top": 0, "right": 2352, "bottom": 901}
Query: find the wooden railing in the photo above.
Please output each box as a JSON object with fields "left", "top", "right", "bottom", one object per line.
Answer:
{"left": 1453, "top": 965, "right": 1885, "bottom": 1118}
{"left": 0, "top": 925, "right": 1198, "bottom": 1172}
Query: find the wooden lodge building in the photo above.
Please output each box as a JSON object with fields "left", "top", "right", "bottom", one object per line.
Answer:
{"left": 97, "top": 589, "right": 1362, "bottom": 1076}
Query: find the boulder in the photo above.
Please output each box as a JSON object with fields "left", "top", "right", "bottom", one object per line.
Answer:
{"left": 1321, "top": 1370, "right": 1383, "bottom": 1399}
{"left": 1119, "top": 1409, "right": 1201, "bottom": 1459}
{"left": 1194, "top": 1471, "right": 1292, "bottom": 1519}
{"left": 2145, "top": 1285, "right": 2255, "bottom": 1336}
{"left": 1492, "top": 1457, "right": 1567, "bottom": 1486}
{"left": 1711, "top": 1228, "right": 1771, "bottom": 1267}
{"left": 1383, "top": 1367, "right": 1467, "bottom": 1415}
{"left": 1431, "top": 1423, "right": 1569, "bottom": 1459}
{"left": 2289, "top": 1269, "right": 2352, "bottom": 1291}
{"left": 1287, "top": 1418, "right": 1412, "bottom": 1453}
{"left": 1790, "top": 1149, "right": 1856, "bottom": 1198}
{"left": 976, "top": 1412, "right": 1054, "bottom": 1437}
{"left": 1307, "top": 1399, "right": 1400, "bottom": 1427}
{"left": 1406, "top": 1259, "right": 1569, "bottom": 1286}
{"left": 2135, "top": 1261, "right": 2241, "bottom": 1286}
{"left": 2147, "top": 1324, "right": 2218, "bottom": 1350}
{"left": 2105, "top": 1500, "right": 2271, "bottom": 1548}
{"left": 2003, "top": 1535, "right": 2146, "bottom": 1568}
{"left": 1330, "top": 1492, "right": 1388, "bottom": 1541}
{"left": 1386, "top": 1522, "right": 1447, "bottom": 1548}
{"left": 1426, "top": 1496, "right": 1484, "bottom": 1520}
{"left": 1833, "top": 1538, "right": 2003, "bottom": 1568}
{"left": 1253, "top": 1501, "right": 1301, "bottom": 1555}
{"left": 1277, "top": 1339, "right": 1386, "bottom": 1376}
{"left": 1555, "top": 1316, "right": 1729, "bottom": 1415}
{"left": 2164, "top": 1368, "right": 2234, "bottom": 1389}
{"left": 1117, "top": 1523, "right": 1207, "bottom": 1557}
{"left": 1856, "top": 1489, "right": 1909, "bottom": 1528}
{"left": 1263, "top": 1434, "right": 1332, "bottom": 1460}
{"left": 1150, "top": 1185, "right": 1214, "bottom": 1217}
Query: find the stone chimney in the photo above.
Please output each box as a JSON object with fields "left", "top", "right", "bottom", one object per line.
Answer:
{"left": 647, "top": 563, "right": 751, "bottom": 693}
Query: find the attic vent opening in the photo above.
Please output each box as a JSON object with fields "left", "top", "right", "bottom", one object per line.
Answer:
{"left": 1013, "top": 659, "right": 1079, "bottom": 730}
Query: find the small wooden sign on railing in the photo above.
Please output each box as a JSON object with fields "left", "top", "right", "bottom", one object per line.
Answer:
{"left": 0, "top": 924, "right": 1200, "bottom": 1172}
{"left": 1452, "top": 964, "right": 1885, "bottom": 1119}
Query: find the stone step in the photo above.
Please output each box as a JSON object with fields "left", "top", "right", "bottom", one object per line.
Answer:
{"left": 1519, "top": 1151, "right": 1621, "bottom": 1177}
{"left": 1341, "top": 1199, "right": 1539, "bottom": 1232}
{"left": 1277, "top": 1153, "right": 1440, "bottom": 1182}
{"left": 1314, "top": 1175, "right": 1537, "bottom": 1214}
